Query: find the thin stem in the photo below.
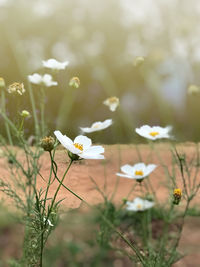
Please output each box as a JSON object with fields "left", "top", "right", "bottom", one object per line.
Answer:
{"left": 27, "top": 82, "right": 40, "bottom": 140}
{"left": 1, "top": 89, "right": 13, "bottom": 145}
{"left": 40, "top": 87, "right": 46, "bottom": 137}
{"left": 42, "top": 150, "right": 56, "bottom": 217}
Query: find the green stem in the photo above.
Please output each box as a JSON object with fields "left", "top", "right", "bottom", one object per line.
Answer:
{"left": 42, "top": 150, "right": 56, "bottom": 217}
{"left": 40, "top": 87, "right": 46, "bottom": 137}
{"left": 1, "top": 89, "right": 13, "bottom": 145}
{"left": 27, "top": 82, "right": 40, "bottom": 141}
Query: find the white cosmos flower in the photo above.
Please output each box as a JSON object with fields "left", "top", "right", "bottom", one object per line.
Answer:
{"left": 42, "top": 58, "right": 69, "bottom": 70}
{"left": 135, "top": 125, "right": 172, "bottom": 140}
{"left": 80, "top": 119, "right": 112, "bottom": 133}
{"left": 126, "top": 197, "right": 154, "bottom": 212}
{"left": 54, "top": 130, "right": 104, "bottom": 160}
{"left": 103, "top": 96, "right": 119, "bottom": 112}
{"left": 116, "top": 163, "right": 157, "bottom": 180}
{"left": 28, "top": 73, "right": 57, "bottom": 87}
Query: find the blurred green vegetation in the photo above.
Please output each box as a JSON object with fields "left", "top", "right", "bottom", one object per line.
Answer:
{"left": 1, "top": 0, "right": 200, "bottom": 143}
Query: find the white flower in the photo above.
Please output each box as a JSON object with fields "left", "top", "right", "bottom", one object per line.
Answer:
{"left": 116, "top": 163, "right": 157, "bottom": 180}
{"left": 43, "top": 217, "right": 54, "bottom": 227}
{"left": 126, "top": 197, "right": 154, "bottom": 212}
{"left": 28, "top": 73, "right": 57, "bottom": 87}
{"left": 80, "top": 119, "right": 112, "bottom": 133}
{"left": 103, "top": 96, "right": 119, "bottom": 112}
{"left": 54, "top": 130, "right": 104, "bottom": 160}
{"left": 42, "top": 58, "right": 69, "bottom": 70}
{"left": 135, "top": 125, "right": 172, "bottom": 140}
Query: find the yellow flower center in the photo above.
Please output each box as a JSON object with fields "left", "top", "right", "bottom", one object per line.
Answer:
{"left": 149, "top": 131, "right": 159, "bottom": 137}
{"left": 109, "top": 97, "right": 118, "bottom": 103}
{"left": 135, "top": 170, "right": 144, "bottom": 176}
{"left": 92, "top": 123, "right": 101, "bottom": 129}
{"left": 136, "top": 203, "right": 142, "bottom": 209}
{"left": 73, "top": 143, "right": 83, "bottom": 151}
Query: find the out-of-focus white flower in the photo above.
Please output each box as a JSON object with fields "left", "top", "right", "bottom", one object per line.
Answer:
{"left": 135, "top": 125, "right": 172, "bottom": 140}
{"left": 33, "top": 1, "right": 54, "bottom": 17}
{"left": 103, "top": 96, "right": 119, "bottom": 112}
{"left": 187, "top": 84, "right": 200, "bottom": 95}
{"left": 7, "top": 82, "right": 25, "bottom": 95}
{"left": 80, "top": 119, "right": 112, "bottom": 133}
{"left": 28, "top": 73, "right": 57, "bottom": 87}
{"left": 43, "top": 217, "right": 54, "bottom": 227}
{"left": 42, "top": 58, "right": 69, "bottom": 70}
{"left": 126, "top": 197, "right": 154, "bottom": 211}
{"left": 0, "top": 0, "right": 10, "bottom": 7}
{"left": 116, "top": 163, "right": 157, "bottom": 180}
{"left": 54, "top": 130, "right": 104, "bottom": 160}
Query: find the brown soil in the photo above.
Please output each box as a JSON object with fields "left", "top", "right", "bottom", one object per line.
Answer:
{"left": 0, "top": 143, "right": 200, "bottom": 266}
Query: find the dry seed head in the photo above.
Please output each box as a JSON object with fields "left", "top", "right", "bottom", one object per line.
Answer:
{"left": 8, "top": 82, "right": 25, "bottom": 95}
{"left": 41, "top": 136, "right": 55, "bottom": 152}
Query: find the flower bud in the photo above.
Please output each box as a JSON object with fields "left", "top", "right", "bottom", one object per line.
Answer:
{"left": 21, "top": 110, "right": 30, "bottom": 118}
{"left": 133, "top": 56, "right": 145, "bottom": 67}
{"left": 69, "top": 77, "right": 80, "bottom": 88}
{"left": 0, "top": 77, "right": 5, "bottom": 88}
{"left": 8, "top": 82, "right": 25, "bottom": 95}
{"left": 173, "top": 188, "right": 182, "bottom": 205}
{"left": 40, "top": 136, "right": 55, "bottom": 152}
{"left": 187, "top": 85, "right": 200, "bottom": 95}
{"left": 122, "top": 197, "right": 127, "bottom": 204}
{"left": 68, "top": 151, "right": 79, "bottom": 161}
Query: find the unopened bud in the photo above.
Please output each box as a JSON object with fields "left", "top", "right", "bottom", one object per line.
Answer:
{"left": 69, "top": 77, "right": 80, "bottom": 88}
{"left": 68, "top": 151, "right": 79, "bottom": 161}
{"left": 40, "top": 136, "right": 55, "bottom": 152}
{"left": 21, "top": 110, "right": 30, "bottom": 118}
{"left": 0, "top": 77, "right": 5, "bottom": 88}
{"left": 133, "top": 56, "right": 145, "bottom": 67}
{"left": 173, "top": 188, "right": 182, "bottom": 205}
{"left": 187, "top": 85, "right": 200, "bottom": 95}
{"left": 122, "top": 197, "right": 127, "bottom": 204}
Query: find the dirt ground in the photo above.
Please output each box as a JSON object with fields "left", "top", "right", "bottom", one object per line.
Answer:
{"left": 0, "top": 142, "right": 200, "bottom": 266}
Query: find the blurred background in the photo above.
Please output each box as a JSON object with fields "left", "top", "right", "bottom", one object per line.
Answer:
{"left": 1, "top": 0, "right": 200, "bottom": 144}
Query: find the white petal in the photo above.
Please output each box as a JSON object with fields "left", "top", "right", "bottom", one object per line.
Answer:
{"left": 28, "top": 73, "right": 42, "bottom": 84}
{"left": 145, "top": 164, "right": 157, "bottom": 176}
{"left": 84, "top": 145, "right": 104, "bottom": 154}
{"left": 80, "top": 127, "right": 95, "bottom": 133}
{"left": 74, "top": 135, "right": 92, "bottom": 149}
{"left": 133, "top": 163, "right": 146, "bottom": 171}
{"left": 120, "top": 164, "right": 133, "bottom": 175}
{"left": 80, "top": 153, "right": 104, "bottom": 159}
{"left": 54, "top": 130, "right": 75, "bottom": 150}
{"left": 116, "top": 172, "right": 134, "bottom": 179}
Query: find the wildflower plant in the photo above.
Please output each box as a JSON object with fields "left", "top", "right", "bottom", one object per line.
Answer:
{"left": 0, "top": 54, "right": 200, "bottom": 267}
